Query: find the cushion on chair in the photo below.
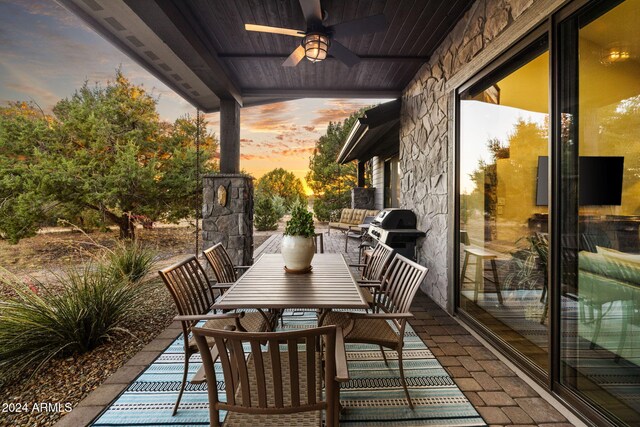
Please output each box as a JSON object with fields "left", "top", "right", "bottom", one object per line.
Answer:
{"left": 596, "top": 246, "right": 640, "bottom": 265}
{"left": 328, "top": 222, "right": 351, "bottom": 231}
{"left": 359, "top": 287, "right": 374, "bottom": 305}
{"left": 339, "top": 209, "right": 354, "bottom": 223}
{"left": 366, "top": 210, "right": 379, "bottom": 219}
{"left": 224, "top": 351, "right": 322, "bottom": 427}
{"left": 351, "top": 209, "right": 367, "bottom": 225}
{"left": 188, "top": 312, "right": 268, "bottom": 351}
{"left": 322, "top": 311, "right": 399, "bottom": 350}
{"left": 580, "top": 251, "right": 640, "bottom": 285}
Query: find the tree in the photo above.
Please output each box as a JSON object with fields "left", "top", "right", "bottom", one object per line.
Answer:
{"left": 468, "top": 137, "right": 509, "bottom": 222}
{"left": 466, "top": 119, "right": 546, "bottom": 242}
{"left": 253, "top": 194, "right": 279, "bottom": 231}
{"left": 0, "top": 71, "right": 218, "bottom": 242}
{"left": 0, "top": 102, "right": 56, "bottom": 243}
{"left": 306, "top": 109, "right": 368, "bottom": 221}
{"left": 255, "top": 168, "right": 306, "bottom": 210}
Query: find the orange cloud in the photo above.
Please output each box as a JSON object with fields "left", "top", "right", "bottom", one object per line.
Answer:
{"left": 256, "top": 103, "right": 285, "bottom": 114}
{"left": 310, "top": 99, "right": 373, "bottom": 125}
{"left": 241, "top": 153, "right": 268, "bottom": 160}
{"left": 241, "top": 101, "right": 297, "bottom": 133}
{"left": 273, "top": 147, "right": 315, "bottom": 156}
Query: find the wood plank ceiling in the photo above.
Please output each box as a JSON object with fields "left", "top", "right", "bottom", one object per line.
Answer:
{"left": 60, "top": 0, "right": 474, "bottom": 111}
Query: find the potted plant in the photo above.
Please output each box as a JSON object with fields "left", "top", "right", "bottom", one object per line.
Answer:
{"left": 281, "top": 201, "right": 316, "bottom": 272}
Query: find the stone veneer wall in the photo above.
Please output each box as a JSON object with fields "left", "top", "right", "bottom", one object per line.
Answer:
{"left": 351, "top": 187, "right": 375, "bottom": 209}
{"left": 202, "top": 173, "right": 253, "bottom": 266}
{"left": 400, "top": 0, "right": 566, "bottom": 310}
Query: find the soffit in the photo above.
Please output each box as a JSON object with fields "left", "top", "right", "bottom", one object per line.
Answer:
{"left": 59, "top": 0, "right": 474, "bottom": 112}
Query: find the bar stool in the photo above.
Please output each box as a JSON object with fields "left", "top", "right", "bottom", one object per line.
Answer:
{"left": 460, "top": 247, "right": 503, "bottom": 304}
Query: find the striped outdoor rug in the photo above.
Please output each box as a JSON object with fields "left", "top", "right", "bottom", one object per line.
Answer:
{"left": 92, "top": 310, "right": 485, "bottom": 426}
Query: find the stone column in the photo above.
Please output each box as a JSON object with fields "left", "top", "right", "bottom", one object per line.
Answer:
{"left": 351, "top": 187, "right": 375, "bottom": 209}
{"left": 219, "top": 99, "right": 240, "bottom": 174}
{"left": 202, "top": 173, "right": 253, "bottom": 266}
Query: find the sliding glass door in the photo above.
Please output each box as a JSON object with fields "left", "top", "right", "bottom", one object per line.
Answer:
{"left": 456, "top": 0, "right": 640, "bottom": 424}
{"left": 457, "top": 36, "right": 550, "bottom": 371}
{"left": 558, "top": 0, "right": 640, "bottom": 424}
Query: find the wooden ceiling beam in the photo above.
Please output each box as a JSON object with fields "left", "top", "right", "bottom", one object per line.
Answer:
{"left": 124, "top": 0, "right": 243, "bottom": 105}
{"left": 218, "top": 53, "right": 429, "bottom": 63}
{"left": 242, "top": 89, "right": 401, "bottom": 99}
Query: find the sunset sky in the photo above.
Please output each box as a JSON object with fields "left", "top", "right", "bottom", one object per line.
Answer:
{"left": 0, "top": 0, "right": 388, "bottom": 193}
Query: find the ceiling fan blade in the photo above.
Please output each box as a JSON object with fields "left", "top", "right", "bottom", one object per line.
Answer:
{"left": 328, "top": 14, "right": 387, "bottom": 39}
{"left": 330, "top": 40, "right": 360, "bottom": 67}
{"left": 299, "top": 0, "right": 322, "bottom": 24}
{"left": 283, "top": 45, "right": 306, "bottom": 67}
{"left": 245, "top": 24, "right": 305, "bottom": 37}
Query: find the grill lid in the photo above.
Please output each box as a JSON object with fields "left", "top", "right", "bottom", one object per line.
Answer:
{"left": 371, "top": 208, "right": 417, "bottom": 229}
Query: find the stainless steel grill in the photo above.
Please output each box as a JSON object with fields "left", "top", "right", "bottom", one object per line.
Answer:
{"left": 367, "top": 209, "right": 426, "bottom": 260}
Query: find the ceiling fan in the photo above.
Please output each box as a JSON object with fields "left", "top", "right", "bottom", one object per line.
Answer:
{"left": 245, "top": 0, "right": 387, "bottom": 67}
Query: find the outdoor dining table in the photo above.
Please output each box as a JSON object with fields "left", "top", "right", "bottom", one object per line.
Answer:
{"left": 212, "top": 253, "right": 369, "bottom": 313}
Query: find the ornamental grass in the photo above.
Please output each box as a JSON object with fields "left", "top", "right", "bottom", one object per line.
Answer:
{"left": 0, "top": 242, "right": 156, "bottom": 383}
{"left": 107, "top": 240, "right": 157, "bottom": 284}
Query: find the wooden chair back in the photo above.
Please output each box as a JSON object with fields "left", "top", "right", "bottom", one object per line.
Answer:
{"left": 203, "top": 243, "right": 238, "bottom": 283}
{"left": 378, "top": 254, "right": 429, "bottom": 315}
{"left": 362, "top": 242, "right": 394, "bottom": 281}
{"left": 158, "top": 256, "right": 215, "bottom": 329}
{"left": 192, "top": 325, "right": 340, "bottom": 427}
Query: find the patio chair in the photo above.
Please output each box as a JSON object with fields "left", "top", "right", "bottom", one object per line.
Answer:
{"left": 313, "top": 232, "right": 324, "bottom": 253}
{"left": 344, "top": 215, "right": 375, "bottom": 252}
{"left": 320, "top": 253, "right": 428, "bottom": 408}
{"left": 192, "top": 324, "right": 349, "bottom": 427}
{"left": 350, "top": 242, "right": 395, "bottom": 306}
{"left": 203, "top": 242, "right": 251, "bottom": 284}
{"left": 158, "top": 256, "right": 271, "bottom": 416}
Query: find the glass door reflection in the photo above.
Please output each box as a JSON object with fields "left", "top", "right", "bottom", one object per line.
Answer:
{"left": 458, "top": 38, "right": 550, "bottom": 371}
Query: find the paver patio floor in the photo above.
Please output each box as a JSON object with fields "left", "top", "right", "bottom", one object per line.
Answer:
{"left": 55, "top": 226, "right": 578, "bottom": 427}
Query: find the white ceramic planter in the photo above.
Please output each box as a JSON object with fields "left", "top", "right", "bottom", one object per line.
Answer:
{"left": 281, "top": 235, "right": 315, "bottom": 271}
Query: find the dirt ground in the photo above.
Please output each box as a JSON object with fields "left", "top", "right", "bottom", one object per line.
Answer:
{"left": 0, "top": 224, "right": 272, "bottom": 279}
{"left": 2, "top": 225, "right": 196, "bottom": 276}
{"left": 0, "top": 224, "right": 275, "bottom": 427}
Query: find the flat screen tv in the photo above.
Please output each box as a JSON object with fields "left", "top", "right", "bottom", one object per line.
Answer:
{"left": 536, "top": 156, "right": 624, "bottom": 206}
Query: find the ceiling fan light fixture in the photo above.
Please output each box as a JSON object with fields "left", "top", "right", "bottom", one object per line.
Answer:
{"left": 303, "top": 33, "right": 330, "bottom": 62}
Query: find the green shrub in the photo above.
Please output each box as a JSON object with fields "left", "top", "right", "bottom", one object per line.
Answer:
{"left": 0, "top": 263, "right": 149, "bottom": 383}
{"left": 272, "top": 194, "right": 287, "bottom": 218}
{"left": 311, "top": 197, "right": 332, "bottom": 222}
{"left": 312, "top": 190, "right": 350, "bottom": 222}
{"left": 254, "top": 195, "right": 279, "bottom": 231}
{"left": 0, "top": 193, "right": 44, "bottom": 244}
{"left": 107, "top": 241, "right": 157, "bottom": 284}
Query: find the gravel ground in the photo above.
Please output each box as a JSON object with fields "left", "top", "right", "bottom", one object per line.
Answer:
{"left": 0, "top": 226, "right": 276, "bottom": 427}
{"left": 0, "top": 279, "right": 176, "bottom": 427}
